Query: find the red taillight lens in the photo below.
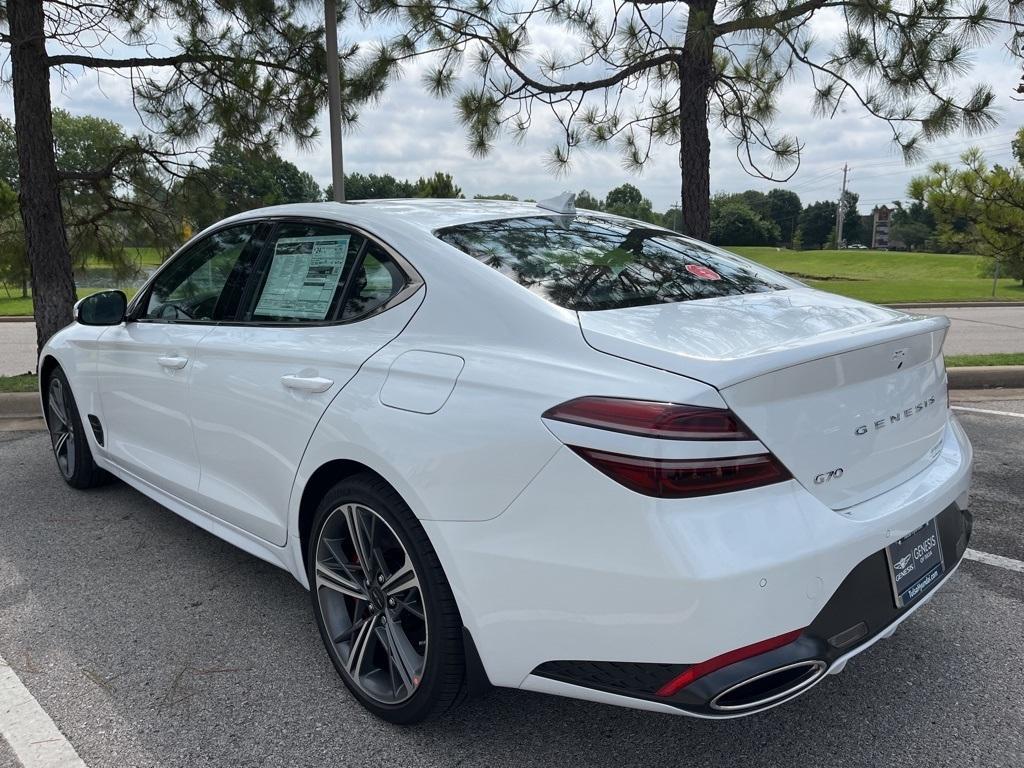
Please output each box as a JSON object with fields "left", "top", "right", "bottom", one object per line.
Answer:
{"left": 655, "top": 629, "right": 803, "bottom": 697}
{"left": 543, "top": 397, "right": 755, "bottom": 440}
{"left": 571, "top": 447, "right": 791, "bottom": 498}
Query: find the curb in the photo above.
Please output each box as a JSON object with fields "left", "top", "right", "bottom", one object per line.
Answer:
{"left": 0, "top": 392, "right": 40, "bottom": 417}
{"left": 0, "top": 316, "right": 33, "bottom": 322}
{"left": 886, "top": 301, "right": 1024, "bottom": 309}
{"left": 0, "top": 392, "right": 43, "bottom": 432}
{"left": 947, "top": 366, "right": 1024, "bottom": 390}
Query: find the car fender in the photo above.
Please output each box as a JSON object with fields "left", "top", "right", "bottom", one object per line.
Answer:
{"left": 38, "top": 322, "right": 109, "bottom": 445}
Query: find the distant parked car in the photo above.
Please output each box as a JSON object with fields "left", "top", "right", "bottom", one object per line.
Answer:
{"left": 844, "top": 243, "right": 868, "bottom": 249}
{"left": 40, "top": 198, "right": 972, "bottom": 723}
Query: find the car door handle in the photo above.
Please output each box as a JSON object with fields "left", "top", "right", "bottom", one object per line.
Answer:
{"left": 157, "top": 355, "right": 189, "bottom": 370}
{"left": 280, "top": 374, "right": 334, "bottom": 393}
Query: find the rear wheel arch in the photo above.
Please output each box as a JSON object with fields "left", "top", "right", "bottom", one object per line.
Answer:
{"left": 298, "top": 459, "right": 401, "bottom": 575}
{"left": 296, "top": 459, "right": 493, "bottom": 705}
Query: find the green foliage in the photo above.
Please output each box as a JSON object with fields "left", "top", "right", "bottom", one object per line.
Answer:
{"left": 839, "top": 191, "right": 863, "bottom": 245}
{"left": 327, "top": 171, "right": 465, "bottom": 201}
{"left": 331, "top": 173, "right": 417, "bottom": 200}
{"left": 0, "top": 182, "right": 16, "bottom": 218}
{"left": 602, "top": 184, "right": 658, "bottom": 223}
{"left": 0, "top": 180, "right": 27, "bottom": 296}
{"left": 474, "top": 193, "right": 519, "bottom": 200}
{"left": 890, "top": 200, "right": 937, "bottom": 250}
{"left": 661, "top": 206, "right": 683, "bottom": 232}
{"left": 796, "top": 201, "right": 838, "bottom": 250}
{"left": 575, "top": 190, "right": 603, "bottom": 212}
{"left": 709, "top": 197, "right": 779, "bottom": 246}
{"left": 911, "top": 130, "right": 1024, "bottom": 283}
{"left": 180, "top": 143, "right": 323, "bottom": 229}
{"left": 766, "top": 189, "right": 802, "bottom": 245}
{"left": 414, "top": 171, "right": 463, "bottom": 198}
{"left": 0, "top": 111, "right": 170, "bottom": 275}
{"left": 0, "top": 120, "right": 16, "bottom": 191}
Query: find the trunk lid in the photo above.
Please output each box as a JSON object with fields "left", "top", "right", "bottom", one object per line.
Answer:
{"left": 578, "top": 289, "right": 950, "bottom": 509}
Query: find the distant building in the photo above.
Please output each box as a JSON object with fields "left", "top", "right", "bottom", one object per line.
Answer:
{"left": 872, "top": 206, "right": 891, "bottom": 249}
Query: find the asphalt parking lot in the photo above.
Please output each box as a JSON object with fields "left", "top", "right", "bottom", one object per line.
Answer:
{"left": 1, "top": 393, "right": 1022, "bottom": 768}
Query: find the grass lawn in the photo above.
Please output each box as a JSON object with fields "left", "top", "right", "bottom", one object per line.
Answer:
{"left": 0, "top": 373, "right": 37, "bottom": 393}
{"left": 0, "top": 286, "right": 138, "bottom": 317}
{"left": 0, "top": 247, "right": 160, "bottom": 317}
{"left": 945, "top": 353, "right": 1024, "bottom": 367}
{"left": 115, "top": 246, "right": 164, "bottom": 268}
{"left": 80, "top": 246, "right": 164, "bottom": 268}
{"left": 727, "top": 247, "right": 1024, "bottom": 304}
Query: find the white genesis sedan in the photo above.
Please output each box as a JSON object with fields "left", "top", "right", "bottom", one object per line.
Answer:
{"left": 40, "top": 197, "right": 973, "bottom": 723}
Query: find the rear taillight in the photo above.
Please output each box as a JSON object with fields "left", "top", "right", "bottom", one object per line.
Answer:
{"left": 570, "top": 447, "right": 791, "bottom": 498}
{"left": 542, "top": 397, "right": 755, "bottom": 440}
{"left": 544, "top": 396, "right": 791, "bottom": 497}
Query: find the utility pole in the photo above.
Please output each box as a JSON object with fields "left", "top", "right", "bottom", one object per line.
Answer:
{"left": 325, "top": 0, "right": 345, "bottom": 202}
{"left": 835, "top": 163, "right": 849, "bottom": 248}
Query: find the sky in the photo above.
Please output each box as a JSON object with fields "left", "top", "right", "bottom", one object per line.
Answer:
{"left": 3, "top": 5, "right": 1022, "bottom": 213}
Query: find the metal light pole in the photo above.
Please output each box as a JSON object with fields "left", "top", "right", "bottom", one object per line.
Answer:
{"left": 325, "top": 0, "right": 345, "bottom": 202}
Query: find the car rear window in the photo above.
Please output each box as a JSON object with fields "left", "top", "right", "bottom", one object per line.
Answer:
{"left": 435, "top": 215, "right": 788, "bottom": 311}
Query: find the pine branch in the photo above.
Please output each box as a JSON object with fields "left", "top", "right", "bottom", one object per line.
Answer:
{"left": 47, "top": 52, "right": 306, "bottom": 77}
{"left": 715, "top": 0, "right": 840, "bottom": 35}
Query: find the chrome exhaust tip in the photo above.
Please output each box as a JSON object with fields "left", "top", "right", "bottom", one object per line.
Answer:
{"left": 709, "top": 659, "right": 827, "bottom": 712}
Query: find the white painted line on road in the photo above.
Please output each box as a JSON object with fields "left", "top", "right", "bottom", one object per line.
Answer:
{"left": 964, "top": 548, "right": 1024, "bottom": 574}
{"left": 0, "top": 652, "right": 88, "bottom": 768}
{"left": 952, "top": 405, "right": 1024, "bottom": 419}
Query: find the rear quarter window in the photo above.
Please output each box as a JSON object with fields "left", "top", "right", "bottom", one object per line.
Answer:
{"left": 436, "top": 215, "right": 788, "bottom": 311}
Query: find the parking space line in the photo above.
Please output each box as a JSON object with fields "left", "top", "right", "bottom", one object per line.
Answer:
{"left": 0, "top": 652, "right": 88, "bottom": 768}
{"left": 964, "top": 548, "right": 1024, "bottom": 574}
{"left": 952, "top": 405, "right": 1024, "bottom": 419}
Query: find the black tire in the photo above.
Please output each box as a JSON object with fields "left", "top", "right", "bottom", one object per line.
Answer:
{"left": 44, "top": 366, "right": 111, "bottom": 489}
{"left": 308, "top": 473, "right": 466, "bottom": 724}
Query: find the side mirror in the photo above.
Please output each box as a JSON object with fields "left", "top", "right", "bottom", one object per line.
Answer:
{"left": 76, "top": 290, "right": 127, "bottom": 326}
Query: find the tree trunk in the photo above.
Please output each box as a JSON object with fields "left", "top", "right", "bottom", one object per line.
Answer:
{"left": 8, "top": 0, "right": 75, "bottom": 355}
{"left": 678, "top": 0, "right": 716, "bottom": 241}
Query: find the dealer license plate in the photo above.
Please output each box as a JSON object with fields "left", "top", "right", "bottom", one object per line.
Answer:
{"left": 885, "top": 517, "right": 945, "bottom": 608}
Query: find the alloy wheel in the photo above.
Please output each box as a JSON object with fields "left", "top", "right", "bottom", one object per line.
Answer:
{"left": 47, "top": 376, "right": 76, "bottom": 479}
{"left": 315, "top": 503, "right": 428, "bottom": 705}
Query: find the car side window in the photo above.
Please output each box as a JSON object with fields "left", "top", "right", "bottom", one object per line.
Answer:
{"left": 244, "top": 221, "right": 406, "bottom": 324}
{"left": 340, "top": 243, "right": 406, "bottom": 321}
{"left": 142, "top": 224, "right": 261, "bottom": 322}
{"left": 246, "top": 222, "right": 365, "bottom": 323}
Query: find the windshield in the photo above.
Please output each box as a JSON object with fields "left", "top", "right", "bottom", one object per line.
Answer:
{"left": 435, "top": 215, "right": 788, "bottom": 311}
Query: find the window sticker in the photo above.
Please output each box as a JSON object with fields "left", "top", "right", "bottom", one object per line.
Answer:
{"left": 254, "top": 235, "right": 351, "bottom": 320}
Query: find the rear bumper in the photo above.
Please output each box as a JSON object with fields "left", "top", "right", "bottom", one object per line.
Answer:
{"left": 422, "top": 415, "right": 973, "bottom": 715}
{"left": 529, "top": 502, "right": 971, "bottom": 717}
